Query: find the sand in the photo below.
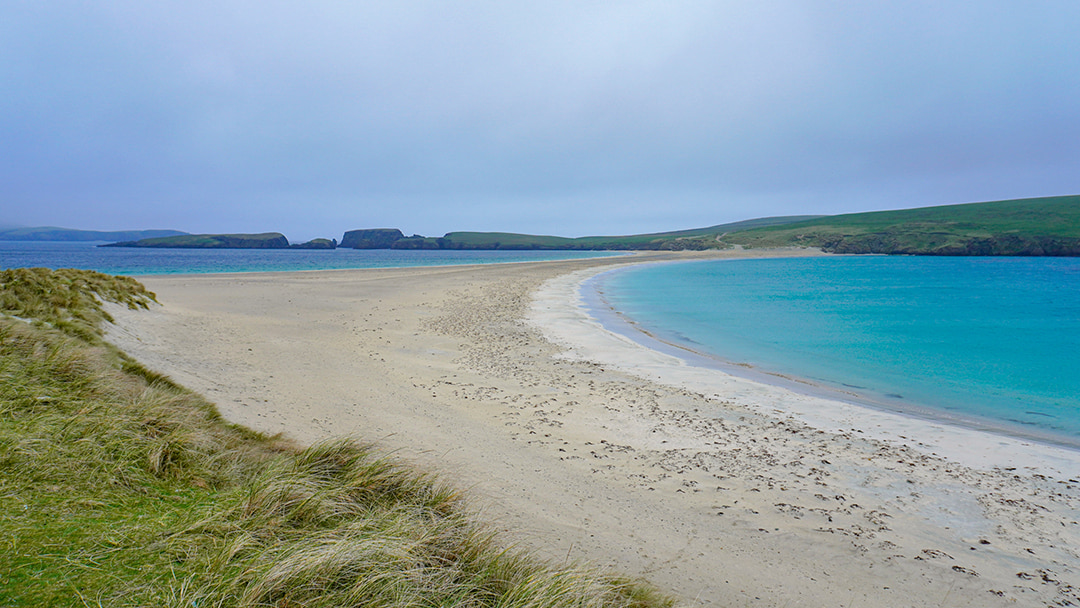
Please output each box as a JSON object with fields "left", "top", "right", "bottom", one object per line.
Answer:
{"left": 106, "top": 250, "right": 1080, "bottom": 607}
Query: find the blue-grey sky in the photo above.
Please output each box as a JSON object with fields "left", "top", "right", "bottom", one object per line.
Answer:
{"left": 2, "top": 2, "right": 1078, "bottom": 242}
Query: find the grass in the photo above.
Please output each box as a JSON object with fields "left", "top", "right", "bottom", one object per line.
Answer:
{"left": 429, "top": 216, "right": 818, "bottom": 250}
{"left": 342, "top": 217, "right": 819, "bottom": 251}
{"left": 102, "top": 233, "right": 290, "bottom": 249}
{"left": 0, "top": 268, "right": 158, "bottom": 343}
{"left": 0, "top": 228, "right": 186, "bottom": 243}
{"left": 0, "top": 268, "right": 674, "bottom": 608}
{"left": 720, "top": 194, "right": 1080, "bottom": 254}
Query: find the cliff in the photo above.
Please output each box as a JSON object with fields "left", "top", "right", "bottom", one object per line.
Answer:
{"left": 290, "top": 238, "right": 338, "bottom": 250}
{"left": 102, "top": 233, "right": 290, "bottom": 249}
{"left": 340, "top": 229, "right": 406, "bottom": 249}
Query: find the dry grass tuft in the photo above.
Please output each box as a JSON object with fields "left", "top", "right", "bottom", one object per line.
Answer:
{"left": 0, "top": 268, "right": 676, "bottom": 608}
{"left": 1, "top": 267, "right": 157, "bottom": 342}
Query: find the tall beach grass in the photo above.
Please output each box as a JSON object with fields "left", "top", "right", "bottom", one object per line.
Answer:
{"left": 0, "top": 268, "right": 674, "bottom": 607}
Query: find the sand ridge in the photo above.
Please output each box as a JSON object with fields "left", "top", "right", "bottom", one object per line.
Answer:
{"left": 107, "top": 251, "right": 1080, "bottom": 607}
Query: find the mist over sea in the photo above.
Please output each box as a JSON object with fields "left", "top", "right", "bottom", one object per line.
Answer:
{"left": 595, "top": 256, "right": 1080, "bottom": 447}
{"left": 0, "top": 241, "right": 621, "bottom": 275}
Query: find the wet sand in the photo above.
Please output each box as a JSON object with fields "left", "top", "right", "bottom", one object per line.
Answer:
{"left": 107, "top": 249, "right": 1080, "bottom": 607}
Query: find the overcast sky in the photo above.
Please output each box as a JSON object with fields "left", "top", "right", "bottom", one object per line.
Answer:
{"left": 2, "top": 2, "right": 1078, "bottom": 241}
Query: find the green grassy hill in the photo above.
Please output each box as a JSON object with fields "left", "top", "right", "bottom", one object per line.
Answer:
{"left": 720, "top": 195, "right": 1080, "bottom": 255}
{"left": 0, "top": 227, "right": 187, "bottom": 242}
{"left": 346, "top": 216, "right": 821, "bottom": 251}
{"left": 289, "top": 237, "right": 337, "bottom": 249}
{"left": 18, "top": 194, "right": 1077, "bottom": 255}
{"left": 376, "top": 194, "right": 1080, "bottom": 256}
{"left": 438, "top": 196, "right": 1079, "bottom": 255}
{"left": 102, "top": 232, "right": 290, "bottom": 249}
{"left": 564, "top": 215, "right": 826, "bottom": 250}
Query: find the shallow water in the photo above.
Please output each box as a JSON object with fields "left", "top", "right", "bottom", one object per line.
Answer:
{"left": 0, "top": 241, "right": 621, "bottom": 275}
{"left": 596, "top": 256, "right": 1080, "bottom": 446}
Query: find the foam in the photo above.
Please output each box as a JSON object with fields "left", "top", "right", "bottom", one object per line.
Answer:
{"left": 529, "top": 263, "right": 1080, "bottom": 477}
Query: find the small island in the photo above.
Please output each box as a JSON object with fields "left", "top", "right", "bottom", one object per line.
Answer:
{"left": 289, "top": 238, "right": 337, "bottom": 249}
{"left": 102, "top": 233, "right": 337, "bottom": 250}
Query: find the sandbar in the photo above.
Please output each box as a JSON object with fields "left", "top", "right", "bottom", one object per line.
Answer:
{"left": 107, "top": 250, "right": 1080, "bottom": 607}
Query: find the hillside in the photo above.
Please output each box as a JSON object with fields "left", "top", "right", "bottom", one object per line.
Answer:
{"left": 720, "top": 195, "right": 1080, "bottom": 255}
{"left": 342, "top": 216, "right": 821, "bottom": 251}
{"left": 102, "top": 232, "right": 291, "bottom": 249}
{"left": 0, "top": 227, "right": 187, "bottom": 242}
{"left": 340, "top": 228, "right": 408, "bottom": 248}
{"left": 12, "top": 194, "right": 1079, "bottom": 255}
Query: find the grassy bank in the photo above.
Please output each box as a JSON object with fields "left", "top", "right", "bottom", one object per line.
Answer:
{"left": 719, "top": 194, "right": 1080, "bottom": 255}
{"left": 0, "top": 268, "right": 673, "bottom": 607}
{"left": 102, "top": 232, "right": 290, "bottom": 249}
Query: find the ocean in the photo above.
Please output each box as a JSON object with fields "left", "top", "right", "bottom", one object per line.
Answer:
{"left": 0, "top": 241, "right": 621, "bottom": 275}
{"left": 592, "top": 256, "right": 1080, "bottom": 447}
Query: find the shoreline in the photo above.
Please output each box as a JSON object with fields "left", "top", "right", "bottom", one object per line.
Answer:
{"left": 1, "top": 241, "right": 632, "bottom": 278}
{"left": 106, "top": 251, "right": 1080, "bottom": 607}
{"left": 569, "top": 260, "right": 1080, "bottom": 465}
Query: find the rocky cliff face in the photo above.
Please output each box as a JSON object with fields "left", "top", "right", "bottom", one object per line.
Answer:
{"left": 933, "top": 235, "right": 1080, "bottom": 256}
{"left": 102, "top": 233, "right": 290, "bottom": 248}
{"left": 214, "top": 234, "right": 290, "bottom": 248}
{"left": 822, "top": 234, "right": 1080, "bottom": 256}
{"left": 290, "top": 238, "right": 337, "bottom": 249}
{"left": 340, "top": 229, "right": 406, "bottom": 249}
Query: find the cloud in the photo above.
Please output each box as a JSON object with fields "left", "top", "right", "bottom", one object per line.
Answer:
{"left": 1, "top": 1, "right": 1078, "bottom": 238}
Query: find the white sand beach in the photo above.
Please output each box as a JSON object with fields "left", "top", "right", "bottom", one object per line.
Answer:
{"left": 107, "top": 250, "right": 1080, "bottom": 607}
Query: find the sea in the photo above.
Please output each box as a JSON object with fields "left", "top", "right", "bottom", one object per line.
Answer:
{"left": 7, "top": 242, "right": 1078, "bottom": 448}
{"left": 0, "top": 241, "right": 622, "bottom": 275}
{"left": 591, "top": 256, "right": 1080, "bottom": 449}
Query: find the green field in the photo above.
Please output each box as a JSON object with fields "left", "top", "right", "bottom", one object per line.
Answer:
{"left": 102, "top": 232, "right": 291, "bottom": 249}
{"left": 718, "top": 195, "right": 1080, "bottom": 255}
{"left": 0, "top": 268, "right": 672, "bottom": 607}
{"left": 350, "top": 195, "right": 1080, "bottom": 255}
{"left": 379, "top": 216, "right": 823, "bottom": 251}
{"left": 25, "top": 194, "right": 1080, "bottom": 255}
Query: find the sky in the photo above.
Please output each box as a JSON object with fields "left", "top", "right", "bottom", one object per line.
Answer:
{"left": 2, "top": 2, "right": 1078, "bottom": 242}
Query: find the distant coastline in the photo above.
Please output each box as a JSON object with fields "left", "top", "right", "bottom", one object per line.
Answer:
{"left": 5, "top": 194, "right": 1080, "bottom": 255}
{"left": 0, "top": 227, "right": 185, "bottom": 242}
{"left": 0, "top": 241, "right": 625, "bottom": 276}
{"left": 101, "top": 232, "right": 338, "bottom": 250}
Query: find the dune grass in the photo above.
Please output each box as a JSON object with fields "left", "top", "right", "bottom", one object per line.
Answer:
{"left": 0, "top": 268, "right": 674, "bottom": 608}
{"left": 0, "top": 267, "right": 158, "bottom": 343}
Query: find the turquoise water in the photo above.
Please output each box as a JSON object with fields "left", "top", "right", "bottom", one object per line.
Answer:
{"left": 0, "top": 241, "right": 621, "bottom": 275}
{"left": 596, "top": 256, "right": 1080, "bottom": 446}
